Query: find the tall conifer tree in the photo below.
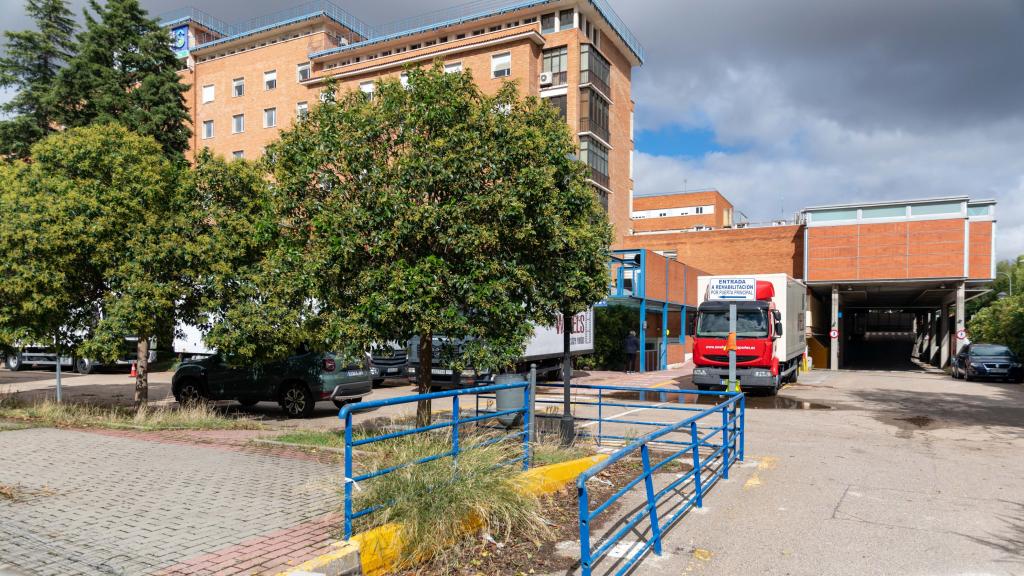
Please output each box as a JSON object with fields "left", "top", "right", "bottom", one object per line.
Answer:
{"left": 53, "top": 0, "right": 191, "bottom": 160}
{"left": 0, "top": 0, "right": 76, "bottom": 159}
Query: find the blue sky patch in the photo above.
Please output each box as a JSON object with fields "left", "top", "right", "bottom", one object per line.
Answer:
{"left": 635, "top": 125, "right": 740, "bottom": 158}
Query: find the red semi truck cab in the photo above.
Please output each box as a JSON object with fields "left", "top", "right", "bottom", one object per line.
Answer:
{"left": 691, "top": 275, "right": 807, "bottom": 395}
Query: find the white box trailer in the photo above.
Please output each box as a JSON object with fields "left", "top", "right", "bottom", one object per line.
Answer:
{"left": 693, "top": 274, "right": 807, "bottom": 392}
{"left": 408, "top": 309, "right": 594, "bottom": 386}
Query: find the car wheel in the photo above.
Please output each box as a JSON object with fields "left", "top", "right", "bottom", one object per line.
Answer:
{"left": 237, "top": 399, "right": 259, "bottom": 407}
{"left": 76, "top": 358, "right": 95, "bottom": 375}
{"left": 281, "top": 384, "right": 315, "bottom": 419}
{"left": 175, "top": 380, "right": 206, "bottom": 405}
{"left": 965, "top": 373, "right": 974, "bottom": 382}
{"left": 6, "top": 354, "right": 23, "bottom": 371}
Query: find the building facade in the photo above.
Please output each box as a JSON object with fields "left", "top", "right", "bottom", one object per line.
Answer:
{"left": 630, "top": 189, "right": 734, "bottom": 233}
{"left": 161, "top": 0, "right": 643, "bottom": 242}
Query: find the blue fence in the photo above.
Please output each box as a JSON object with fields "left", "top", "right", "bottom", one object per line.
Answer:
{"left": 337, "top": 381, "right": 531, "bottom": 539}
{"left": 576, "top": 391, "right": 744, "bottom": 576}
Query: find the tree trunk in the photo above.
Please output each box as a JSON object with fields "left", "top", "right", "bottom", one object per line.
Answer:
{"left": 416, "top": 330, "right": 432, "bottom": 427}
{"left": 135, "top": 337, "right": 149, "bottom": 415}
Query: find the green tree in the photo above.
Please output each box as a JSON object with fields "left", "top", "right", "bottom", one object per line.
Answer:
{"left": 205, "top": 65, "right": 611, "bottom": 425}
{"left": 967, "top": 294, "right": 1024, "bottom": 357}
{"left": 0, "top": 0, "right": 76, "bottom": 159}
{"left": 0, "top": 124, "right": 185, "bottom": 412}
{"left": 966, "top": 256, "right": 1024, "bottom": 317}
{"left": 52, "top": 0, "right": 191, "bottom": 160}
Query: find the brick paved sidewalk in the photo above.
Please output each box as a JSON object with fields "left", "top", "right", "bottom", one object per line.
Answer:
{"left": 0, "top": 428, "right": 344, "bottom": 575}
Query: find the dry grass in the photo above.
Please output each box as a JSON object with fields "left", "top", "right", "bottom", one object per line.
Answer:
{"left": 0, "top": 483, "right": 17, "bottom": 501}
{"left": 0, "top": 395, "right": 263, "bottom": 431}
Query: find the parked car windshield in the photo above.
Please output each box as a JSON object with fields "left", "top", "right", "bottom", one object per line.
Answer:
{"left": 971, "top": 344, "right": 1013, "bottom": 357}
{"left": 697, "top": 309, "right": 768, "bottom": 339}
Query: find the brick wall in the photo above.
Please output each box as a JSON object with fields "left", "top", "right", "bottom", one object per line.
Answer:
{"left": 968, "top": 220, "right": 994, "bottom": 280}
{"left": 631, "top": 190, "right": 733, "bottom": 233}
{"left": 619, "top": 225, "right": 805, "bottom": 278}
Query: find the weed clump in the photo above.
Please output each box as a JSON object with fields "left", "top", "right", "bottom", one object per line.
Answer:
{"left": 0, "top": 399, "right": 262, "bottom": 430}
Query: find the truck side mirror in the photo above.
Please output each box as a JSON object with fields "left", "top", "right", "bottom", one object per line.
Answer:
{"left": 774, "top": 321, "right": 784, "bottom": 339}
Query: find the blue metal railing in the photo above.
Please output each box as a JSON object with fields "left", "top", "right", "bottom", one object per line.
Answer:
{"left": 337, "top": 381, "right": 531, "bottom": 539}
{"left": 576, "top": 391, "right": 744, "bottom": 576}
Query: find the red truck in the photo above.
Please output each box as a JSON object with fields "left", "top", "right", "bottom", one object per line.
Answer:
{"left": 691, "top": 274, "right": 807, "bottom": 395}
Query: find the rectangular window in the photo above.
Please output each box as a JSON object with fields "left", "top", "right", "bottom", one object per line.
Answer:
{"left": 444, "top": 61, "right": 462, "bottom": 74}
{"left": 232, "top": 77, "right": 244, "bottom": 97}
{"left": 968, "top": 205, "right": 991, "bottom": 217}
{"left": 202, "top": 120, "right": 214, "bottom": 139}
{"left": 910, "top": 201, "right": 961, "bottom": 216}
{"left": 861, "top": 205, "right": 906, "bottom": 219}
{"left": 541, "top": 12, "right": 555, "bottom": 34}
{"left": 491, "top": 52, "right": 511, "bottom": 78}
{"left": 810, "top": 208, "right": 857, "bottom": 222}
{"left": 559, "top": 9, "right": 574, "bottom": 31}
{"left": 542, "top": 46, "right": 568, "bottom": 85}
{"left": 579, "top": 88, "right": 609, "bottom": 143}
{"left": 232, "top": 114, "right": 244, "bottom": 134}
{"left": 360, "top": 81, "right": 374, "bottom": 99}
{"left": 201, "top": 84, "right": 215, "bottom": 104}
{"left": 545, "top": 95, "right": 567, "bottom": 120}
{"left": 296, "top": 101, "right": 308, "bottom": 118}
{"left": 297, "top": 62, "right": 310, "bottom": 82}
{"left": 580, "top": 44, "right": 611, "bottom": 97}
{"left": 579, "top": 136, "right": 609, "bottom": 188}
{"left": 263, "top": 70, "right": 277, "bottom": 90}
{"left": 400, "top": 72, "right": 409, "bottom": 88}
{"left": 232, "top": 150, "right": 244, "bottom": 159}
{"left": 263, "top": 107, "right": 276, "bottom": 128}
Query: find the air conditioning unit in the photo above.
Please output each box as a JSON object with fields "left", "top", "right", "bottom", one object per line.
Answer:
{"left": 539, "top": 71, "right": 553, "bottom": 86}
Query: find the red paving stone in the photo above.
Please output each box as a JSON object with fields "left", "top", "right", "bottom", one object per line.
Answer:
{"left": 83, "top": 428, "right": 341, "bottom": 464}
{"left": 154, "top": 513, "right": 341, "bottom": 576}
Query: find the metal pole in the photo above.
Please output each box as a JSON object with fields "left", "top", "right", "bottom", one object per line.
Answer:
{"left": 54, "top": 336, "right": 62, "bottom": 403}
{"left": 343, "top": 411, "right": 354, "bottom": 539}
{"left": 560, "top": 311, "right": 574, "bottom": 446}
{"left": 727, "top": 304, "right": 737, "bottom": 392}
{"left": 640, "top": 444, "right": 663, "bottom": 555}
{"left": 527, "top": 363, "right": 537, "bottom": 464}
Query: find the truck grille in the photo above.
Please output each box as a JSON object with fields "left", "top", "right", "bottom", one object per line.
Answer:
{"left": 705, "top": 354, "right": 758, "bottom": 363}
{"left": 372, "top": 349, "right": 407, "bottom": 368}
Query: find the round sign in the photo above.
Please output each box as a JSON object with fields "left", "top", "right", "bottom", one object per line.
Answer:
{"left": 956, "top": 329, "right": 967, "bottom": 340}
{"left": 829, "top": 329, "right": 839, "bottom": 340}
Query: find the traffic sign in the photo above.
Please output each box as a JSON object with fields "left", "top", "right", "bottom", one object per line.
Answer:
{"left": 829, "top": 328, "right": 839, "bottom": 339}
{"left": 956, "top": 329, "right": 967, "bottom": 340}
{"left": 708, "top": 277, "right": 758, "bottom": 301}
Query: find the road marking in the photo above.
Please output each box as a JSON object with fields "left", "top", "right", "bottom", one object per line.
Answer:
{"left": 579, "top": 400, "right": 674, "bottom": 428}
{"left": 743, "top": 456, "right": 778, "bottom": 490}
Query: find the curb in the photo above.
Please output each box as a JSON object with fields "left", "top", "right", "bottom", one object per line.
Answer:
{"left": 279, "top": 454, "right": 609, "bottom": 576}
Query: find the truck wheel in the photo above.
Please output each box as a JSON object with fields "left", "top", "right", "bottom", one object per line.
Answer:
{"left": 769, "top": 376, "right": 781, "bottom": 396}
{"left": 5, "top": 354, "right": 23, "bottom": 371}
{"left": 175, "top": 380, "right": 207, "bottom": 405}
{"left": 76, "top": 358, "right": 95, "bottom": 375}
{"left": 281, "top": 384, "right": 315, "bottom": 419}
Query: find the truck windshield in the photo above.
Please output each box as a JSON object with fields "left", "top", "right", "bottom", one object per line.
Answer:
{"left": 697, "top": 309, "right": 768, "bottom": 339}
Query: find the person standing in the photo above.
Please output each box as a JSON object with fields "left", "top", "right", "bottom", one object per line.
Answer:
{"left": 624, "top": 330, "right": 640, "bottom": 374}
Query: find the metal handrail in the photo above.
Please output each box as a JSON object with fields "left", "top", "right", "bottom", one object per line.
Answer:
{"left": 576, "top": 391, "right": 744, "bottom": 576}
{"left": 338, "top": 381, "right": 532, "bottom": 538}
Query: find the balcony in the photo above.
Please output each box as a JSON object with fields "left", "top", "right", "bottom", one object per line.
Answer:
{"left": 580, "top": 44, "right": 611, "bottom": 98}
{"left": 579, "top": 117, "right": 609, "bottom": 144}
{"left": 543, "top": 70, "right": 568, "bottom": 87}
{"left": 588, "top": 167, "right": 610, "bottom": 189}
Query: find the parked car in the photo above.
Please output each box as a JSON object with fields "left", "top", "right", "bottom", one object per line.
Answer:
{"left": 951, "top": 343, "right": 1023, "bottom": 383}
{"left": 369, "top": 343, "right": 408, "bottom": 386}
{"left": 171, "top": 350, "right": 377, "bottom": 418}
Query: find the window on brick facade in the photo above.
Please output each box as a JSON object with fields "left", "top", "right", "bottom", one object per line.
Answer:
{"left": 559, "top": 9, "right": 574, "bottom": 31}
{"left": 579, "top": 88, "right": 610, "bottom": 143}
{"left": 264, "top": 70, "right": 277, "bottom": 90}
{"left": 232, "top": 114, "right": 244, "bottom": 134}
{"left": 296, "top": 101, "right": 308, "bottom": 118}
{"left": 201, "top": 84, "right": 214, "bottom": 104}
{"left": 542, "top": 46, "right": 568, "bottom": 85}
{"left": 544, "top": 95, "right": 567, "bottom": 120}
{"left": 444, "top": 61, "right": 462, "bottom": 74}
{"left": 232, "top": 150, "right": 244, "bottom": 159}
{"left": 232, "top": 77, "right": 244, "bottom": 97}
{"left": 400, "top": 72, "right": 409, "bottom": 88}
{"left": 263, "top": 107, "right": 277, "bottom": 128}
{"left": 541, "top": 13, "right": 555, "bottom": 34}
{"left": 297, "top": 62, "right": 310, "bottom": 82}
{"left": 202, "top": 120, "right": 213, "bottom": 139}
{"left": 360, "top": 81, "right": 374, "bottom": 99}
{"left": 579, "top": 136, "right": 609, "bottom": 188}
{"left": 491, "top": 52, "right": 511, "bottom": 78}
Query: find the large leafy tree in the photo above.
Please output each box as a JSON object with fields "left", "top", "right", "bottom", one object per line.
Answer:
{"left": 206, "top": 64, "right": 611, "bottom": 425}
{"left": 968, "top": 294, "right": 1024, "bottom": 357}
{"left": 0, "top": 0, "right": 76, "bottom": 159}
{"left": 0, "top": 124, "right": 186, "bottom": 412}
{"left": 52, "top": 0, "right": 191, "bottom": 160}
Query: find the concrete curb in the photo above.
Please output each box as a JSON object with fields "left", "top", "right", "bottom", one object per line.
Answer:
{"left": 279, "top": 454, "right": 609, "bottom": 576}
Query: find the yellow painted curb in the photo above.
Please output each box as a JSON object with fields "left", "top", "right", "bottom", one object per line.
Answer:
{"left": 323, "top": 454, "right": 610, "bottom": 576}
{"left": 276, "top": 541, "right": 360, "bottom": 576}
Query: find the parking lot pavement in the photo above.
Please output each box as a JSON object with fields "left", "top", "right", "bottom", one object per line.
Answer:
{"left": 610, "top": 369, "right": 1024, "bottom": 576}
{"left": 0, "top": 369, "right": 175, "bottom": 406}
{"left": 0, "top": 427, "right": 342, "bottom": 576}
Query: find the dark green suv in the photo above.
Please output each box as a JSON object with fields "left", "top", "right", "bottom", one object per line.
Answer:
{"left": 171, "top": 351, "right": 376, "bottom": 418}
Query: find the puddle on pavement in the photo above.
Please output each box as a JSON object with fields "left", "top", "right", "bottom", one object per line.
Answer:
{"left": 895, "top": 415, "right": 933, "bottom": 428}
{"left": 673, "top": 393, "right": 833, "bottom": 410}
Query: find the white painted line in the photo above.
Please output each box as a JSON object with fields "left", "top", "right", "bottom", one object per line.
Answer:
{"left": 579, "top": 400, "right": 674, "bottom": 428}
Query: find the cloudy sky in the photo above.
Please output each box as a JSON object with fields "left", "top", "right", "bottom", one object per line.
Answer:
{"left": 3, "top": 0, "right": 1023, "bottom": 259}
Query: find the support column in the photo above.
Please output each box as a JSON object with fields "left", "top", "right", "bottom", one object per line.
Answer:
{"left": 955, "top": 282, "right": 966, "bottom": 356}
{"left": 939, "top": 303, "right": 950, "bottom": 368}
{"left": 928, "top": 310, "right": 939, "bottom": 366}
{"left": 830, "top": 284, "right": 839, "bottom": 371}
{"left": 911, "top": 315, "right": 921, "bottom": 359}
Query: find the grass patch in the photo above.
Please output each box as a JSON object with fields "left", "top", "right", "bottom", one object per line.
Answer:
{"left": 0, "top": 396, "right": 263, "bottom": 431}
{"left": 274, "top": 429, "right": 344, "bottom": 448}
{"left": 352, "top": 431, "right": 551, "bottom": 572}
{"left": 531, "top": 439, "right": 594, "bottom": 467}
